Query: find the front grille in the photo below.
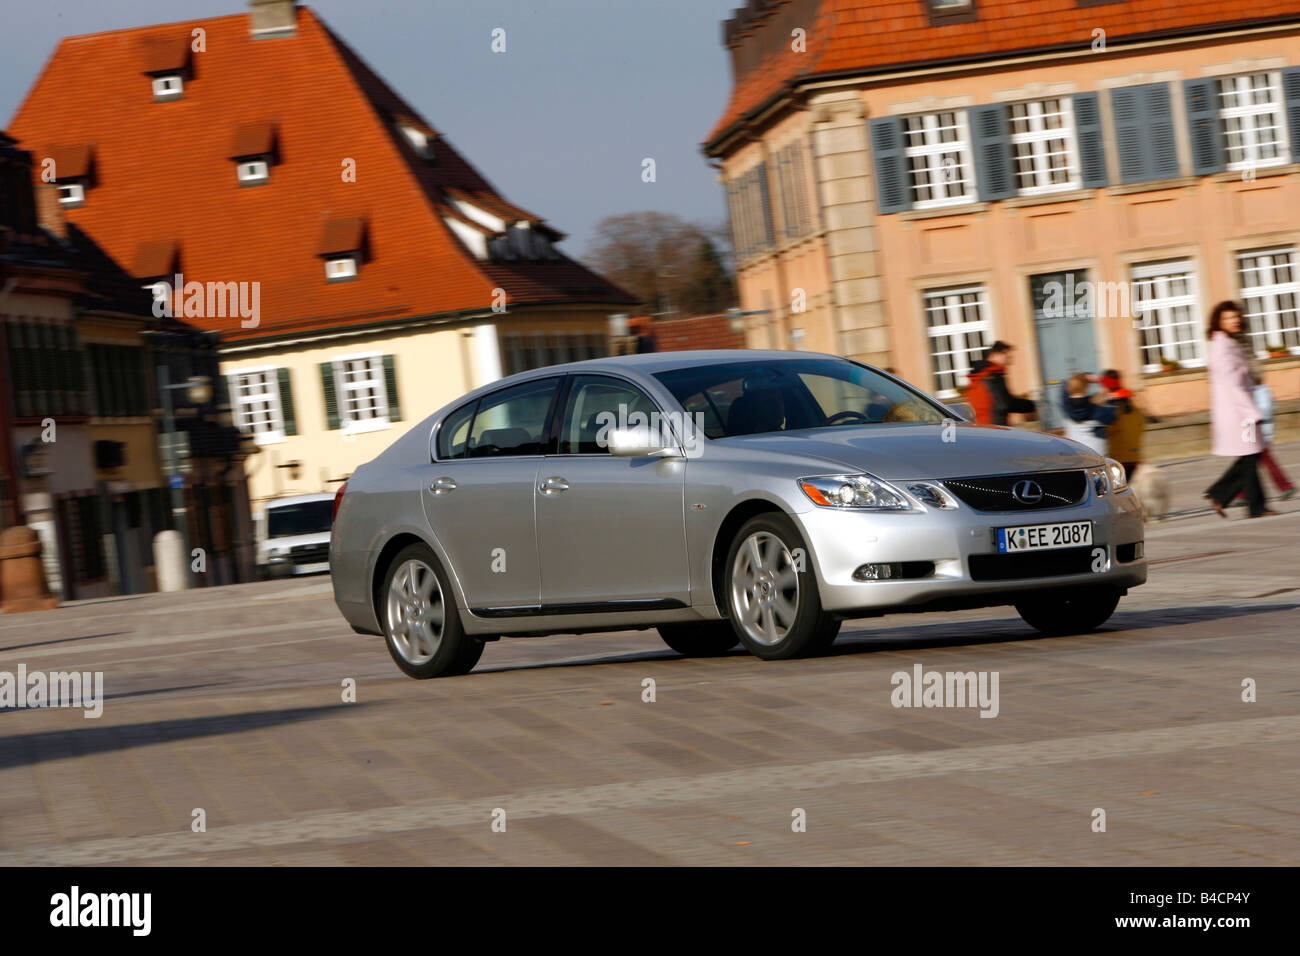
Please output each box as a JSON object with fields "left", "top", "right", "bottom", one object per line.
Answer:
{"left": 969, "top": 545, "right": 1096, "bottom": 581}
{"left": 943, "top": 470, "right": 1087, "bottom": 512}
{"left": 288, "top": 543, "right": 329, "bottom": 563}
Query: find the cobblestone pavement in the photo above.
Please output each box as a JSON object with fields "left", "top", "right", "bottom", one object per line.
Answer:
{"left": 1, "top": 446, "right": 1297, "bottom": 865}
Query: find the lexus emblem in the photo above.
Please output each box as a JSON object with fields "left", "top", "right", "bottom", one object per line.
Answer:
{"left": 1012, "top": 480, "right": 1043, "bottom": 504}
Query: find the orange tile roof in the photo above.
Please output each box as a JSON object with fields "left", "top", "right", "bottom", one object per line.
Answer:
{"left": 706, "top": 0, "right": 1300, "bottom": 149}
{"left": 8, "top": 6, "right": 634, "bottom": 342}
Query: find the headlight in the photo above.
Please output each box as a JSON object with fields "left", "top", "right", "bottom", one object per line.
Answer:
{"left": 1104, "top": 458, "right": 1128, "bottom": 492}
{"left": 798, "top": 474, "right": 911, "bottom": 511}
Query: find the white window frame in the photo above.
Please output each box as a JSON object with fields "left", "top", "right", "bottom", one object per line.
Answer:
{"left": 57, "top": 182, "right": 85, "bottom": 205}
{"left": 332, "top": 353, "right": 390, "bottom": 433}
{"left": 1217, "top": 71, "right": 1291, "bottom": 172}
{"left": 1131, "top": 259, "right": 1204, "bottom": 373}
{"left": 903, "top": 111, "right": 976, "bottom": 209}
{"left": 922, "top": 284, "right": 992, "bottom": 399}
{"left": 1237, "top": 246, "right": 1300, "bottom": 356}
{"left": 152, "top": 75, "right": 183, "bottom": 99}
{"left": 237, "top": 159, "right": 270, "bottom": 185}
{"left": 228, "top": 367, "right": 286, "bottom": 445}
{"left": 324, "top": 256, "right": 358, "bottom": 281}
{"left": 1009, "top": 97, "right": 1082, "bottom": 195}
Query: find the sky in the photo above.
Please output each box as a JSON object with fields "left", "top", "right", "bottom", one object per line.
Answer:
{"left": 0, "top": 0, "right": 737, "bottom": 258}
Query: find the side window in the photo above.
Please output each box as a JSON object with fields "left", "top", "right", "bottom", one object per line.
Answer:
{"left": 558, "top": 375, "right": 659, "bottom": 454}
{"left": 467, "top": 377, "right": 559, "bottom": 457}
{"left": 436, "top": 400, "right": 476, "bottom": 460}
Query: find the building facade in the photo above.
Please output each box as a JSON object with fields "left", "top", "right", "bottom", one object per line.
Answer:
{"left": 8, "top": 0, "right": 635, "bottom": 515}
{"left": 706, "top": 0, "right": 1300, "bottom": 422}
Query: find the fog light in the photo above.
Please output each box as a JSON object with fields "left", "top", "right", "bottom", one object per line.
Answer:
{"left": 854, "top": 562, "right": 902, "bottom": 581}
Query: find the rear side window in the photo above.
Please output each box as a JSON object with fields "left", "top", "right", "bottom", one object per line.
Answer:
{"left": 437, "top": 401, "right": 476, "bottom": 460}
{"left": 558, "top": 375, "right": 659, "bottom": 454}
{"left": 467, "top": 377, "right": 559, "bottom": 457}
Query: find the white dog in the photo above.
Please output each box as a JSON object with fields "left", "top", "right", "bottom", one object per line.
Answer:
{"left": 1130, "top": 464, "right": 1171, "bottom": 521}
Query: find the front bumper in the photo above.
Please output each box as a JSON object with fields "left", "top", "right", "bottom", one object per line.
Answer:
{"left": 794, "top": 487, "right": 1146, "bottom": 615}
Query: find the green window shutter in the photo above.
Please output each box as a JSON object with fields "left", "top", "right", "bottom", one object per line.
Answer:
{"left": 1282, "top": 67, "right": 1300, "bottom": 164}
{"left": 1111, "top": 86, "right": 1147, "bottom": 184}
{"left": 277, "top": 368, "right": 297, "bottom": 435}
{"left": 869, "top": 116, "right": 912, "bottom": 214}
{"left": 969, "top": 104, "right": 1015, "bottom": 202}
{"left": 1184, "top": 78, "right": 1225, "bottom": 176}
{"left": 1073, "top": 92, "right": 1108, "bottom": 188}
{"left": 319, "top": 362, "right": 340, "bottom": 430}
{"left": 383, "top": 354, "right": 402, "bottom": 422}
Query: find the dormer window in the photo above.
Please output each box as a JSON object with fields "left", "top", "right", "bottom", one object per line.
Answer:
{"left": 45, "top": 144, "right": 95, "bottom": 207}
{"left": 152, "top": 75, "right": 183, "bottom": 100}
{"left": 139, "top": 34, "right": 192, "bottom": 101}
{"left": 57, "top": 183, "right": 85, "bottom": 206}
{"left": 319, "top": 217, "right": 367, "bottom": 283}
{"left": 229, "top": 121, "right": 278, "bottom": 187}
{"left": 396, "top": 121, "right": 435, "bottom": 160}
{"left": 325, "top": 256, "right": 358, "bottom": 281}
{"left": 237, "top": 160, "right": 270, "bottom": 185}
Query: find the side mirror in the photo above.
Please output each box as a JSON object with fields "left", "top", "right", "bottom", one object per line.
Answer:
{"left": 607, "top": 426, "right": 680, "bottom": 458}
{"left": 945, "top": 402, "right": 975, "bottom": 423}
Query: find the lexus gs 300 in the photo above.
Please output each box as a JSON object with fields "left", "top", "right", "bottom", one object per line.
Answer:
{"left": 330, "top": 351, "right": 1146, "bottom": 677}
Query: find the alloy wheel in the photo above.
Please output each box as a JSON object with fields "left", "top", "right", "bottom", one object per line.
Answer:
{"left": 730, "top": 530, "right": 800, "bottom": 646}
{"left": 385, "top": 558, "right": 445, "bottom": 664}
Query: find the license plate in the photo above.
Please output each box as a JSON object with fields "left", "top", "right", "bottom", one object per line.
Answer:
{"left": 996, "top": 520, "right": 1091, "bottom": 553}
{"left": 294, "top": 562, "right": 329, "bottom": 575}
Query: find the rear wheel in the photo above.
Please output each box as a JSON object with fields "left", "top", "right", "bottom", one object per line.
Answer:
{"left": 724, "top": 514, "right": 836, "bottom": 660}
{"left": 1015, "top": 586, "right": 1122, "bottom": 636}
{"left": 381, "top": 543, "right": 484, "bottom": 678}
{"left": 657, "top": 621, "right": 739, "bottom": 657}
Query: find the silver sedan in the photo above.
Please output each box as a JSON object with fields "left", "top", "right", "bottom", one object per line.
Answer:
{"left": 329, "top": 351, "right": 1146, "bottom": 677}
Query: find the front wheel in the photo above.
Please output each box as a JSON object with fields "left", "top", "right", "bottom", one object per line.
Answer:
{"left": 724, "top": 514, "right": 836, "bottom": 660}
{"left": 1014, "top": 586, "right": 1122, "bottom": 636}
{"left": 381, "top": 543, "right": 483, "bottom": 678}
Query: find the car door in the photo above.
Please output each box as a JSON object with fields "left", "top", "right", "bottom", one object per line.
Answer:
{"left": 535, "top": 373, "right": 690, "bottom": 610}
{"left": 421, "top": 376, "right": 561, "bottom": 615}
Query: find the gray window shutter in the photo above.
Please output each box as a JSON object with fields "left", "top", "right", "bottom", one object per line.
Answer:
{"left": 1283, "top": 67, "right": 1300, "bottom": 164}
{"left": 869, "top": 116, "right": 912, "bottom": 214}
{"left": 969, "top": 104, "right": 1015, "bottom": 202}
{"left": 1146, "top": 83, "right": 1180, "bottom": 179}
{"left": 1073, "top": 92, "right": 1108, "bottom": 188}
{"left": 319, "top": 362, "right": 340, "bottom": 430}
{"left": 756, "top": 161, "right": 774, "bottom": 250}
{"left": 382, "top": 354, "right": 402, "bottom": 422}
{"left": 1114, "top": 83, "right": 1179, "bottom": 183}
{"left": 1111, "top": 86, "right": 1147, "bottom": 184}
{"left": 1184, "top": 78, "right": 1224, "bottom": 176}
{"left": 276, "top": 367, "right": 297, "bottom": 436}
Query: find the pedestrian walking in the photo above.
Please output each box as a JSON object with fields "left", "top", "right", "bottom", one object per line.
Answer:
{"left": 1202, "top": 301, "right": 1276, "bottom": 518}
{"left": 964, "top": 341, "right": 1038, "bottom": 426}
{"left": 1061, "top": 373, "right": 1117, "bottom": 455}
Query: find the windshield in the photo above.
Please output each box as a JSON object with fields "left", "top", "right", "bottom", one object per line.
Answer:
{"left": 266, "top": 500, "right": 334, "bottom": 538}
{"left": 654, "top": 358, "right": 948, "bottom": 438}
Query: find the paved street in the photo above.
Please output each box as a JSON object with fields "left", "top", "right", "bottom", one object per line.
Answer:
{"left": 1, "top": 446, "right": 1298, "bottom": 866}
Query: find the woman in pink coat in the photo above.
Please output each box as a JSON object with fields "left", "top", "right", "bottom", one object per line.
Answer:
{"left": 1203, "top": 301, "right": 1276, "bottom": 518}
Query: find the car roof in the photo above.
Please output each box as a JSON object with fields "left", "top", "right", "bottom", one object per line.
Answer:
{"left": 496, "top": 349, "right": 851, "bottom": 383}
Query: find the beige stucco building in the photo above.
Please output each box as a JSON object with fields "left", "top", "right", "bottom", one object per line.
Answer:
{"left": 707, "top": 0, "right": 1300, "bottom": 427}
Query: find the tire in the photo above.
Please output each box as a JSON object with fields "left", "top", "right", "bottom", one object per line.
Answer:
{"left": 1014, "top": 586, "right": 1122, "bottom": 636}
{"left": 723, "top": 513, "right": 836, "bottom": 660}
{"left": 379, "top": 543, "right": 483, "bottom": 678}
{"left": 657, "top": 621, "right": 739, "bottom": 657}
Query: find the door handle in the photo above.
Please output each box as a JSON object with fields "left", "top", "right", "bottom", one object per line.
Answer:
{"left": 429, "top": 476, "right": 457, "bottom": 494}
{"left": 539, "top": 476, "right": 570, "bottom": 495}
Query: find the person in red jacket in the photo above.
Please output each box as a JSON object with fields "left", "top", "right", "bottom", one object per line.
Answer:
{"left": 964, "top": 341, "right": 1038, "bottom": 426}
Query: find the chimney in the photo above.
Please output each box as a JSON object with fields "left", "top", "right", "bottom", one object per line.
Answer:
{"left": 248, "top": 0, "right": 298, "bottom": 38}
{"left": 34, "top": 182, "right": 66, "bottom": 240}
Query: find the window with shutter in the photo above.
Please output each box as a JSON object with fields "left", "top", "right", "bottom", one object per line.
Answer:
{"left": 970, "top": 104, "right": 1015, "bottom": 201}
{"left": 330, "top": 354, "right": 391, "bottom": 433}
{"left": 1183, "top": 78, "right": 1225, "bottom": 176}
{"left": 1073, "top": 92, "right": 1108, "bottom": 188}
{"left": 899, "top": 111, "right": 975, "bottom": 208}
{"left": 1216, "top": 72, "right": 1290, "bottom": 172}
{"left": 869, "top": 116, "right": 913, "bottom": 214}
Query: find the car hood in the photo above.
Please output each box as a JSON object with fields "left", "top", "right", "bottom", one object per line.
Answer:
{"left": 716, "top": 423, "right": 1101, "bottom": 480}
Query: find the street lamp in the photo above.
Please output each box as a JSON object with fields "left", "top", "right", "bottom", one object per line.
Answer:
{"left": 158, "top": 366, "right": 212, "bottom": 585}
